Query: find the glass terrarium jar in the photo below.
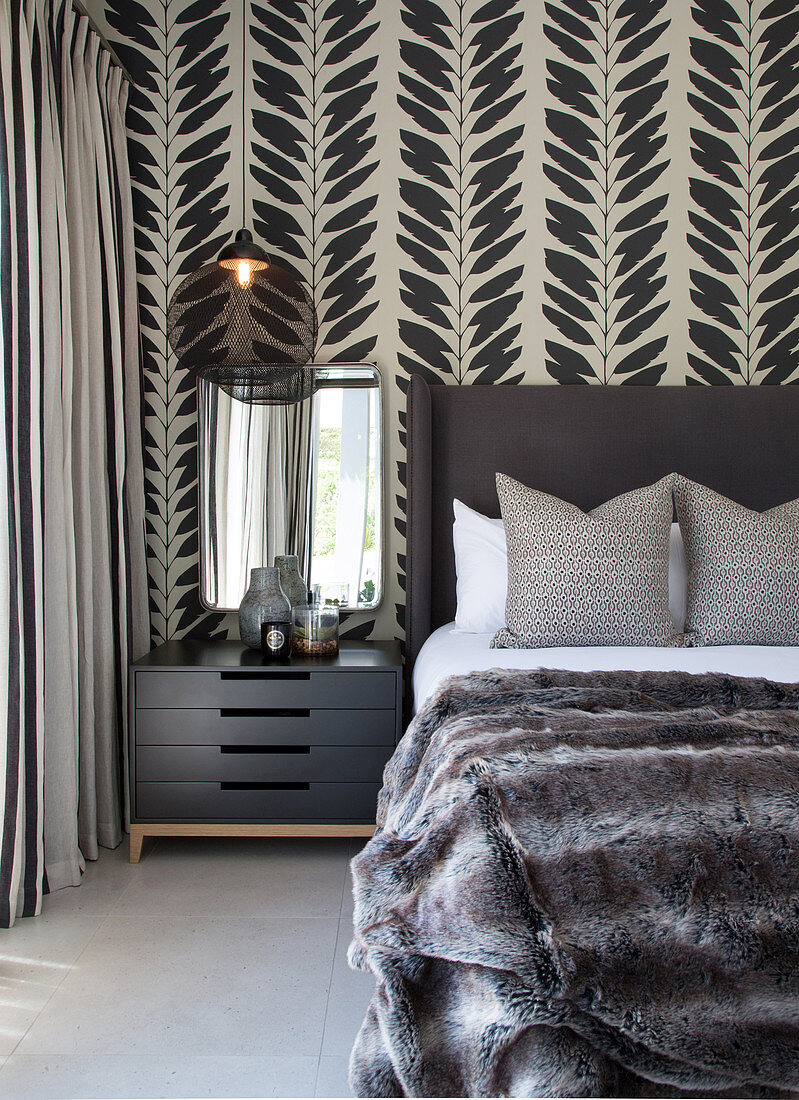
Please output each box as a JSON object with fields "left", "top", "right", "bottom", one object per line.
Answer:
{"left": 291, "top": 604, "right": 340, "bottom": 657}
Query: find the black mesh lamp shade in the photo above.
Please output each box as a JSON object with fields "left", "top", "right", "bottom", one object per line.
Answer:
{"left": 166, "top": 231, "right": 318, "bottom": 405}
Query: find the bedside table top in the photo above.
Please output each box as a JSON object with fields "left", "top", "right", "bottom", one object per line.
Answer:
{"left": 132, "top": 637, "right": 403, "bottom": 672}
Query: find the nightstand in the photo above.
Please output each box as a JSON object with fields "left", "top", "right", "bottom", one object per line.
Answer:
{"left": 128, "top": 638, "right": 402, "bottom": 862}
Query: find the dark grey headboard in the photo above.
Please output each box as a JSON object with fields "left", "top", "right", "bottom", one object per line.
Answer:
{"left": 405, "top": 375, "right": 799, "bottom": 673}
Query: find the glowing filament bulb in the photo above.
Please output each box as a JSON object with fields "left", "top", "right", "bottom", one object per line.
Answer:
{"left": 237, "top": 259, "right": 251, "bottom": 287}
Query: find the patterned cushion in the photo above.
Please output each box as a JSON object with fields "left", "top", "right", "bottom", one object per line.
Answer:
{"left": 674, "top": 476, "right": 799, "bottom": 646}
{"left": 492, "top": 473, "right": 677, "bottom": 649}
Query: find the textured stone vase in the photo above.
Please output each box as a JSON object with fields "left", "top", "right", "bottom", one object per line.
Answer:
{"left": 238, "top": 567, "right": 291, "bottom": 649}
{"left": 275, "top": 554, "right": 309, "bottom": 609}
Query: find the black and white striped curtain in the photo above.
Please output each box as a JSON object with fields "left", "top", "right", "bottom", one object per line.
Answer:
{"left": 0, "top": 0, "right": 148, "bottom": 925}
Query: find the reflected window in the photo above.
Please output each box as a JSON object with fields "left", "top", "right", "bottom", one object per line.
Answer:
{"left": 309, "top": 385, "right": 380, "bottom": 608}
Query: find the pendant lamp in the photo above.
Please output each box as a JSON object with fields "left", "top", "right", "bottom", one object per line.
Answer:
{"left": 166, "top": 237, "right": 318, "bottom": 405}
{"left": 166, "top": 19, "right": 318, "bottom": 406}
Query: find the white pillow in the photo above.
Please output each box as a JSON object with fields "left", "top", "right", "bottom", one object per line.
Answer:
{"left": 453, "top": 500, "right": 688, "bottom": 635}
{"left": 453, "top": 499, "right": 507, "bottom": 633}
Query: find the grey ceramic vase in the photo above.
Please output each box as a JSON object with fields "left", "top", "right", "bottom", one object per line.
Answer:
{"left": 238, "top": 567, "right": 291, "bottom": 649}
{"left": 275, "top": 554, "right": 309, "bottom": 609}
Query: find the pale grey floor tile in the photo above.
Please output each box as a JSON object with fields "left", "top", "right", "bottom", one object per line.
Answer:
{"left": 0, "top": 910, "right": 104, "bottom": 1056}
{"left": 342, "top": 837, "right": 369, "bottom": 917}
{"left": 0, "top": 1053, "right": 319, "bottom": 1099}
{"left": 316, "top": 1054, "right": 353, "bottom": 1097}
{"left": 342, "top": 871, "right": 355, "bottom": 917}
{"left": 0, "top": 1004, "right": 39, "bottom": 1060}
{"left": 16, "top": 915, "right": 339, "bottom": 1058}
{"left": 44, "top": 841, "right": 143, "bottom": 916}
{"left": 321, "top": 921, "right": 375, "bottom": 1057}
{"left": 113, "top": 838, "right": 352, "bottom": 919}
{"left": 0, "top": 908, "right": 103, "bottom": 975}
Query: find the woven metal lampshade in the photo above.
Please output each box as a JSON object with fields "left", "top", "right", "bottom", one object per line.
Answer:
{"left": 167, "top": 249, "right": 318, "bottom": 405}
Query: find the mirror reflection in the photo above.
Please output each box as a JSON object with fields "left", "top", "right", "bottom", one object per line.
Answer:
{"left": 199, "top": 364, "right": 383, "bottom": 612}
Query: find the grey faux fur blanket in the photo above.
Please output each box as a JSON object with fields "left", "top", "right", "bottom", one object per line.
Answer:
{"left": 348, "top": 669, "right": 799, "bottom": 1098}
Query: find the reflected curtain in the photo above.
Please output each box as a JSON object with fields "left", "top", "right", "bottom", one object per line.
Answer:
{"left": 209, "top": 394, "right": 314, "bottom": 608}
{"left": 0, "top": 0, "right": 148, "bottom": 926}
{"left": 284, "top": 398, "right": 314, "bottom": 577}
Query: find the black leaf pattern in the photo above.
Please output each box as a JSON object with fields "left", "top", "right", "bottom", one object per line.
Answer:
{"left": 249, "top": 0, "right": 379, "bottom": 362}
{"left": 104, "top": 0, "right": 231, "bottom": 642}
{"left": 687, "top": 0, "right": 799, "bottom": 385}
{"left": 395, "top": 0, "right": 526, "bottom": 387}
{"left": 543, "top": 0, "right": 670, "bottom": 385}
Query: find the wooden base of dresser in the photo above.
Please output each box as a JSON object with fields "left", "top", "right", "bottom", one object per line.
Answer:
{"left": 128, "top": 822, "right": 377, "bottom": 863}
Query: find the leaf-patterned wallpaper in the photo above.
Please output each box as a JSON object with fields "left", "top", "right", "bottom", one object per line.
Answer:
{"left": 249, "top": 1, "right": 380, "bottom": 363}
{"left": 396, "top": 0, "right": 526, "bottom": 388}
{"left": 543, "top": 0, "right": 670, "bottom": 384}
{"left": 89, "top": 0, "right": 799, "bottom": 644}
{"left": 102, "top": 0, "right": 233, "bottom": 643}
{"left": 687, "top": 0, "right": 799, "bottom": 385}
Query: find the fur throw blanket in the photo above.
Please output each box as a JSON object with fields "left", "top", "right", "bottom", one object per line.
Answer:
{"left": 348, "top": 669, "right": 799, "bottom": 1098}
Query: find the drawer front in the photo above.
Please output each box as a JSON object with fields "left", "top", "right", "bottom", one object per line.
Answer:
{"left": 136, "top": 744, "right": 391, "bottom": 783}
{"left": 135, "top": 708, "right": 397, "bottom": 747}
{"left": 136, "top": 781, "right": 382, "bottom": 822}
{"left": 135, "top": 670, "right": 396, "bottom": 710}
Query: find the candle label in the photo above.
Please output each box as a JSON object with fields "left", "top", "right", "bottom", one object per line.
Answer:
{"left": 261, "top": 621, "right": 292, "bottom": 660}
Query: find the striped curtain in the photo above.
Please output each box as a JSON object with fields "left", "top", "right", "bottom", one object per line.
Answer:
{"left": 0, "top": 0, "right": 148, "bottom": 926}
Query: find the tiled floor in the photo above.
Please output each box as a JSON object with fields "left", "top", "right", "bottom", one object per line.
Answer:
{"left": 0, "top": 837, "right": 375, "bottom": 1098}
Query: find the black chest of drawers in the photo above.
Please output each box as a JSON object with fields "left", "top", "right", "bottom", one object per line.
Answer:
{"left": 128, "top": 639, "right": 403, "bottom": 861}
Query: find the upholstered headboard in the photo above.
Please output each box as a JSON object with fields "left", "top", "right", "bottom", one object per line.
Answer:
{"left": 405, "top": 375, "right": 799, "bottom": 673}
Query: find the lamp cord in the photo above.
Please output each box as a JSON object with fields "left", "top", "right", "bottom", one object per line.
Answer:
{"left": 243, "top": 4, "right": 246, "bottom": 227}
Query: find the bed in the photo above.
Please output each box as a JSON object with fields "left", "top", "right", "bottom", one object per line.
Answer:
{"left": 405, "top": 377, "right": 799, "bottom": 703}
{"left": 349, "top": 377, "right": 799, "bottom": 1098}
{"left": 413, "top": 622, "right": 799, "bottom": 714}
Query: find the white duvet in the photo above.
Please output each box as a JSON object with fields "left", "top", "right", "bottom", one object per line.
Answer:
{"left": 413, "top": 622, "right": 799, "bottom": 713}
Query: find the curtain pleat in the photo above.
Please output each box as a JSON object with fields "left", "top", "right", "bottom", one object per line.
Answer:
{"left": 40, "top": 0, "right": 80, "bottom": 892}
{"left": 0, "top": 0, "right": 148, "bottom": 925}
{"left": 74, "top": 28, "right": 122, "bottom": 854}
{"left": 0, "top": 0, "right": 46, "bottom": 924}
{"left": 284, "top": 399, "right": 313, "bottom": 577}
{"left": 104, "top": 70, "right": 149, "bottom": 825}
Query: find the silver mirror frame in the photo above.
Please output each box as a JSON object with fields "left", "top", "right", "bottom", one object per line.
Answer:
{"left": 197, "top": 362, "right": 386, "bottom": 615}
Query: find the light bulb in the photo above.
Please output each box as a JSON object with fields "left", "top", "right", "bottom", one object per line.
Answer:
{"left": 237, "top": 259, "right": 251, "bottom": 287}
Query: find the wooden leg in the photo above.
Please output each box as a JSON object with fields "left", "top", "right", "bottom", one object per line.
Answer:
{"left": 129, "top": 827, "right": 145, "bottom": 863}
{"left": 128, "top": 823, "right": 375, "bottom": 862}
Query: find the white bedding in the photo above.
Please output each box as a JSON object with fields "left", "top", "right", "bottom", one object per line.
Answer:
{"left": 413, "top": 622, "right": 799, "bottom": 713}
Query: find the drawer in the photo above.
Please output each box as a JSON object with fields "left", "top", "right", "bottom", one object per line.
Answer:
{"left": 136, "top": 781, "right": 382, "bottom": 822}
{"left": 135, "top": 708, "right": 397, "bottom": 747}
{"left": 135, "top": 670, "right": 396, "bottom": 710}
{"left": 136, "top": 744, "right": 391, "bottom": 783}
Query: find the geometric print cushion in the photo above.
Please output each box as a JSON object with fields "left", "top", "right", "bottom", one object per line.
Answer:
{"left": 674, "top": 476, "right": 799, "bottom": 646}
{"left": 491, "top": 472, "right": 679, "bottom": 649}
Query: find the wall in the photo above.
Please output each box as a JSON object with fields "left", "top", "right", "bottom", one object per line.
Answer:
{"left": 88, "top": 0, "right": 799, "bottom": 644}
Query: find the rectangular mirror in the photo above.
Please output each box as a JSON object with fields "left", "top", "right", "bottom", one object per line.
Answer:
{"left": 198, "top": 363, "right": 383, "bottom": 612}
